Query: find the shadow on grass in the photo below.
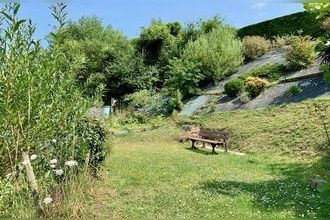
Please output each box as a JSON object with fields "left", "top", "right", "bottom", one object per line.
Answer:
{"left": 200, "top": 157, "right": 330, "bottom": 217}
{"left": 185, "top": 147, "right": 214, "bottom": 155}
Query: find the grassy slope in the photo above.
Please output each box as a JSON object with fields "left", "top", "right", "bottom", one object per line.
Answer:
{"left": 91, "top": 99, "right": 330, "bottom": 218}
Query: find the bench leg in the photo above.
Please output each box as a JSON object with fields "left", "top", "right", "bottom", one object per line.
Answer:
{"left": 224, "top": 141, "right": 228, "bottom": 153}
{"left": 191, "top": 140, "right": 197, "bottom": 149}
{"left": 211, "top": 144, "right": 216, "bottom": 155}
{"left": 202, "top": 142, "right": 205, "bottom": 148}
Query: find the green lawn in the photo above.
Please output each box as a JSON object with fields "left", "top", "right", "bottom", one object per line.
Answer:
{"left": 91, "top": 117, "right": 330, "bottom": 218}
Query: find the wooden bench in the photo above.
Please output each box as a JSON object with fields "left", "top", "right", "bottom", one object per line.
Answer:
{"left": 188, "top": 128, "right": 229, "bottom": 155}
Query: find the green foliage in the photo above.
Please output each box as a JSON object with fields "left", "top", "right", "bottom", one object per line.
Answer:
{"left": 245, "top": 76, "right": 268, "bottom": 97}
{"left": 124, "top": 90, "right": 182, "bottom": 116}
{"left": 124, "top": 89, "right": 154, "bottom": 110}
{"left": 242, "top": 36, "right": 271, "bottom": 60}
{"left": 224, "top": 79, "right": 245, "bottom": 98}
{"left": 76, "top": 118, "right": 107, "bottom": 176}
{"left": 53, "top": 17, "right": 156, "bottom": 101}
{"left": 135, "top": 20, "right": 179, "bottom": 66}
{"left": 183, "top": 25, "right": 243, "bottom": 82}
{"left": 0, "top": 4, "right": 106, "bottom": 217}
{"left": 243, "top": 63, "right": 286, "bottom": 81}
{"left": 304, "top": 3, "right": 330, "bottom": 20}
{"left": 285, "top": 36, "right": 316, "bottom": 70}
{"left": 239, "top": 91, "right": 250, "bottom": 104}
{"left": 238, "top": 12, "right": 324, "bottom": 39}
{"left": 287, "top": 84, "right": 302, "bottom": 96}
{"left": 324, "top": 70, "right": 330, "bottom": 83}
{"left": 271, "top": 35, "right": 293, "bottom": 48}
{"left": 165, "top": 58, "right": 203, "bottom": 98}
{"left": 200, "top": 16, "right": 223, "bottom": 34}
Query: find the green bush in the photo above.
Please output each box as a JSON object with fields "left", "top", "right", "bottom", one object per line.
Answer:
{"left": 224, "top": 79, "right": 245, "bottom": 97}
{"left": 183, "top": 25, "right": 243, "bottom": 82}
{"left": 238, "top": 12, "right": 324, "bottom": 39}
{"left": 239, "top": 91, "right": 250, "bottom": 104}
{"left": 76, "top": 118, "right": 107, "bottom": 176}
{"left": 245, "top": 76, "right": 268, "bottom": 97}
{"left": 242, "top": 36, "right": 271, "bottom": 60}
{"left": 165, "top": 58, "right": 204, "bottom": 98}
{"left": 124, "top": 89, "right": 182, "bottom": 116}
{"left": 287, "top": 84, "right": 302, "bottom": 96}
{"left": 324, "top": 70, "right": 330, "bottom": 83}
{"left": 243, "top": 63, "right": 286, "bottom": 81}
{"left": 271, "top": 35, "right": 294, "bottom": 48}
{"left": 285, "top": 36, "right": 316, "bottom": 70}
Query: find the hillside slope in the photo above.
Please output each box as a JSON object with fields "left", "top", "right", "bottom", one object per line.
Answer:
{"left": 238, "top": 11, "right": 323, "bottom": 39}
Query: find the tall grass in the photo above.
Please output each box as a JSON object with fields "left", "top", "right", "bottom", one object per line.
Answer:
{"left": 0, "top": 3, "right": 102, "bottom": 217}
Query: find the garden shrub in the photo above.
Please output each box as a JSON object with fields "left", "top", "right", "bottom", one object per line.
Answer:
{"left": 165, "top": 58, "right": 204, "bottom": 99}
{"left": 271, "top": 35, "right": 294, "bottom": 48}
{"left": 224, "top": 79, "right": 245, "bottom": 97}
{"left": 285, "top": 36, "right": 316, "bottom": 70}
{"left": 242, "top": 36, "right": 271, "bottom": 60}
{"left": 239, "top": 91, "right": 250, "bottom": 104}
{"left": 76, "top": 118, "right": 107, "bottom": 176}
{"left": 124, "top": 89, "right": 183, "bottom": 116}
{"left": 287, "top": 84, "right": 302, "bottom": 96}
{"left": 243, "top": 63, "right": 286, "bottom": 81}
{"left": 324, "top": 70, "right": 330, "bottom": 83}
{"left": 183, "top": 25, "right": 243, "bottom": 82}
{"left": 245, "top": 76, "right": 268, "bottom": 97}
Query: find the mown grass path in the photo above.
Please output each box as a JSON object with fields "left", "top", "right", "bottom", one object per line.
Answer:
{"left": 91, "top": 126, "right": 330, "bottom": 218}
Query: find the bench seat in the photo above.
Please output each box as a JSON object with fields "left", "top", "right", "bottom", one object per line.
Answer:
{"left": 188, "top": 136, "right": 226, "bottom": 154}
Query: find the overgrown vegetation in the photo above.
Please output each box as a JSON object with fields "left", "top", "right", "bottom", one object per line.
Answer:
{"left": 0, "top": 4, "right": 106, "bottom": 217}
{"left": 242, "top": 63, "right": 286, "bottom": 81}
{"left": 242, "top": 36, "right": 271, "bottom": 60}
{"left": 285, "top": 36, "right": 316, "bottom": 70}
{"left": 1, "top": 1, "right": 330, "bottom": 218}
{"left": 224, "top": 79, "right": 245, "bottom": 97}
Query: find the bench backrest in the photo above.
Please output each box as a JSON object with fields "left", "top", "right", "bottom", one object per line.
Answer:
{"left": 199, "top": 128, "right": 229, "bottom": 141}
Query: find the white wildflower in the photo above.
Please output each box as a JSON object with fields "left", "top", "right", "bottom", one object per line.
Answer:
{"left": 43, "top": 196, "right": 53, "bottom": 205}
{"left": 65, "top": 160, "right": 78, "bottom": 167}
{"left": 55, "top": 169, "right": 64, "bottom": 176}
{"left": 22, "top": 160, "right": 29, "bottom": 165}
{"left": 326, "top": 41, "right": 330, "bottom": 46}
{"left": 52, "top": 139, "right": 57, "bottom": 143}
{"left": 50, "top": 164, "right": 56, "bottom": 169}
{"left": 30, "top": 154, "right": 37, "bottom": 161}
{"left": 49, "top": 159, "right": 58, "bottom": 164}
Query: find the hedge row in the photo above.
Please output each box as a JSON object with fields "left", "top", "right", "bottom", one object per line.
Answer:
{"left": 238, "top": 11, "right": 324, "bottom": 39}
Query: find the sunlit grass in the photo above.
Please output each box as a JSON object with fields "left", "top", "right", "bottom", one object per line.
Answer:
{"left": 91, "top": 99, "right": 330, "bottom": 218}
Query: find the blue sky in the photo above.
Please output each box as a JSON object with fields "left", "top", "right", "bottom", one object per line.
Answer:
{"left": 15, "top": 0, "right": 304, "bottom": 42}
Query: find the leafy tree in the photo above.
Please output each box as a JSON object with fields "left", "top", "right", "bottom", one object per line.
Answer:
{"left": 134, "top": 20, "right": 179, "bottom": 66}
{"left": 183, "top": 25, "right": 243, "bottom": 82}
{"left": 51, "top": 17, "right": 155, "bottom": 102}
{"left": 165, "top": 58, "right": 203, "bottom": 98}
{"left": 304, "top": 3, "right": 330, "bottom": 20}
